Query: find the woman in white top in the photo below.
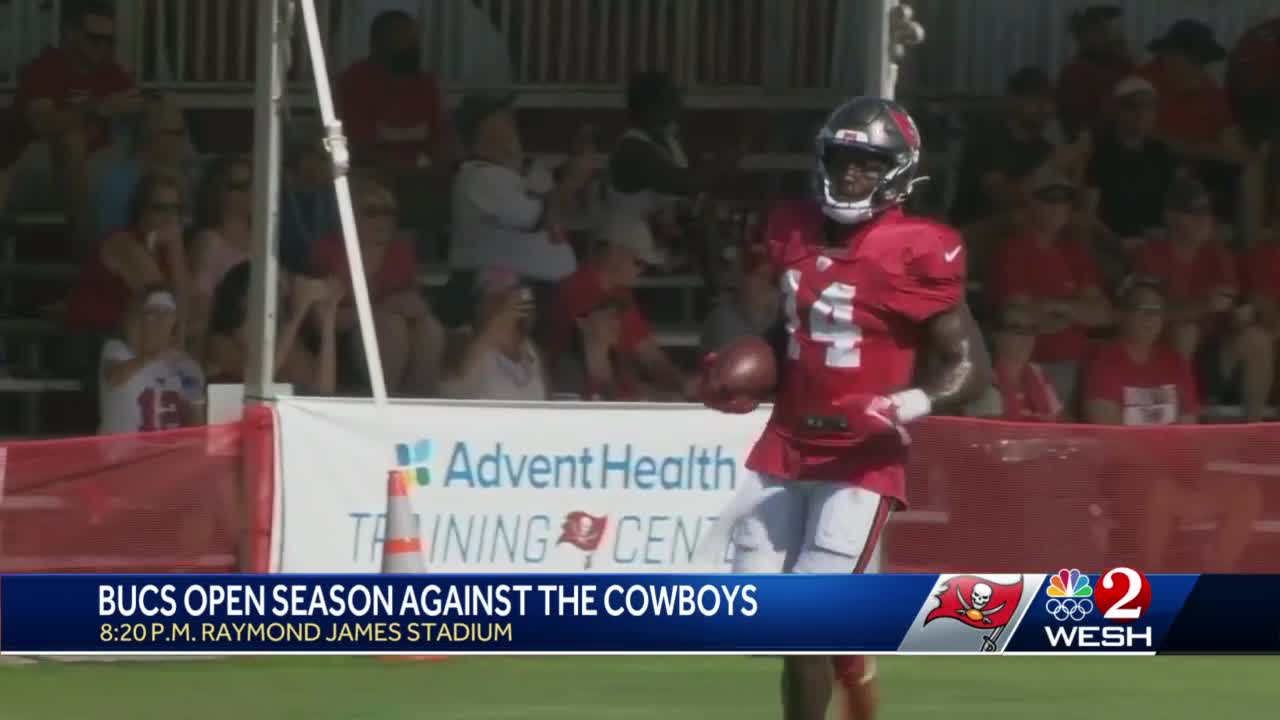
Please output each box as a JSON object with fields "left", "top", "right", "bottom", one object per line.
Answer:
{"left": 439, "top": 270, "right": 547, "bottom": 401}
{"left": 188, "top": 155, "right": 255, "bottom": 350}
{"left": 99, "top": 287, "right": 206, "bottom": 435}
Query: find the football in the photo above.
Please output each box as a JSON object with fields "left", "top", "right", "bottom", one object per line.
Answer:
{"left": 709, "top": 335, "right": 778, "bottom": 399}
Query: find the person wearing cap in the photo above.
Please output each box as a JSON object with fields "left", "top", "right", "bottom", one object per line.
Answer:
{"left": 989, "top": 168, "right": 1111, "bottom": 409}
{"left": 335, "top": 10, "right": 451, "bottom": 185}
{"left": 444, "top": 90, "right": 604, "bottom": 333}
{"left": 699, "top": 240, "right": 780, "bottom": 357}
{"left": 99, "top": 286, "right": 205, "bottom": 435}
{"left": 1139, "top": 19, "right": 1250, "bottom": 166}
{"left": 1082, "top": 276, "right": 1260, "bottom": 571}
{"left": 1133, "top": 175, "right": 1273, "bottom": 420}
{"left": 1086, "top": 75, "right": 1179, "bottom": 245}
{"left": 552, "top": 292, "right": 642, "bottom": 402}
{"left": 951, "top": 66, "right": 1090, "bottom": 228}
{"left": 551, "top": 217, "right": 694, "bottom": 400}
{"left": 1058, "top": 5, "right": 1134, "bottom": 134}
{"left": 438, "top": 270, "right": 547, "bottom": 401}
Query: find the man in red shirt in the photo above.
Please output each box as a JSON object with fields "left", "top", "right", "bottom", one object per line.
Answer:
{"left": 1083, "top": 276, "right": 1260, "bottom": 570}
{"left": 1133, "top": 175, "right": 1273, "bottom": 420}
{"left": 551, "top": 219, "right": 693, "bottom": 400}
{"left": 699, "top": 98, "right": 990, "bottom": 720}
{"left": 10, "top": 1, "right": 141, "bottom": 245}
{"left": 1139, "top": 20, "right": 1250, "bottom": 167}
{"left": 336, "top": 10, "right": 452, "bottom": 228}
{"left": 1058, "top": 5, "right": 1134, "bottom": 134}
{"left": 990, "top": 170, "right": 1111, "bottom": 412}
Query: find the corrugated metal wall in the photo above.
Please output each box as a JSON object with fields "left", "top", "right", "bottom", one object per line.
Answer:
{"left": 901, "top": 0, "right": 1276, "bottom": 95}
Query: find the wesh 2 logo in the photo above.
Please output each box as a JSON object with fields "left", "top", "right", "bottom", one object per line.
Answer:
{"left": 1042, "top": 568, "right": 1154, "bottom": 649}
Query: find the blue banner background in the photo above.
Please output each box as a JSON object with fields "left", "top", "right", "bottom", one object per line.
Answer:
{"left": 1, "top": 574, "right": 937, "bottom": 653}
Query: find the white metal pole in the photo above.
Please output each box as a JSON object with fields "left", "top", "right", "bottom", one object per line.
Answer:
{"left": 245, "top": 0, "right": 285, "bottom": 401}
{"left": 298, "top": 0, "right": 389, "bottom": 404}
{"left": 865, "top": 0, "right": 897, "bottom": 100}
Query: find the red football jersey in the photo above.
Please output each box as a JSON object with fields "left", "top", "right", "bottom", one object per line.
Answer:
{"left": 745, "top": 202, "right": 967, "bottom": 504}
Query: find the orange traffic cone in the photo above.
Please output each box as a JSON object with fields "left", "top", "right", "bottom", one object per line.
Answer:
{"left": 380, "top": 470, "right": 448, "bottom": 663}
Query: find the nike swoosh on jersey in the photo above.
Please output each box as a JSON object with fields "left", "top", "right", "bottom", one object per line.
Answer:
{"left": 944, "top": 247, "right": 962, "bottom": 262}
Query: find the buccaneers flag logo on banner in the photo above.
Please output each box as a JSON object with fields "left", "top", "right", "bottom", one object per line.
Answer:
{"left": 558, "top": 512, "right": 608, "bottom": 552}
{"left": 925, "top": 575, "right": 1023, "bottom": 630}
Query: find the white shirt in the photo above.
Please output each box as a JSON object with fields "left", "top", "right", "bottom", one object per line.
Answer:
{"left": 438, "top": 338, "right": 547, "bottom": 401}
{"left": 98, "top": 339, "right": 205, "bottom": 435}
{"left": 449, "top": 159, "right": 577, "bottom": 282}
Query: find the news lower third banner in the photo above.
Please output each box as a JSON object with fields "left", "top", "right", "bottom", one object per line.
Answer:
{"left": 0, "top": 572, "right": 1276, "bottom": 655}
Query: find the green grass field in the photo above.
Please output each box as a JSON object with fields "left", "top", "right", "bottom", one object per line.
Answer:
{"left": 0, "top": 656, "right": 1276, "bottom": 719}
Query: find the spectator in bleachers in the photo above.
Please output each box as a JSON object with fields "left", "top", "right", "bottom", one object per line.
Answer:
{"left": 99, "top": 286, "right": 204, "bottom": 435}
{"left": 311, "top": 174, "right": 443, "bottom": 396}
{"left": 10, "top": 1, "right": 142, "bottom": 246}
{"left": 699, "top": 241, "right": 779, "bottom": 355}
{"left": 978, "top": 303, "right": 1063, "bottom": 421}
{"left": 336, "top": 9, "right": 451, "bottom": 229}
{"left": 1140, "top": 19, "right": 1253, "bottom": 222}
{"left": 1133, "top": 176, "right": 1273, "bottom": 420}
{"left": 990, "top": 170, "right": 1111, "bottom": 410}
{"left": 1227, "top": 16, "right": 1280, "bottom": 148}
{"left": 1140, "top": 20, "right": 1251, "bottom": 168}
{"left": 1083, "top": 276, "right": 1260, "bottom": 571}
{"left": 553, "top": 294, "right": 641, "bottom": 402}
{"left": 610, "top": 71, "right": 745, "bottom": 285}
{"left": 439, "top": 270, "right": 547, "bottom": 401}
{"left": 204, "top": 262, "right": 340, "bottom": 395}
{"left": 1087, "top": 76, "right": 1179, "bottom": 260}
{"left": 951, "top": 67, "right": 1092, "bottom": 230}
{"left": 280, "top": 128, "right": 339, "bottom": 275}
{"left": 551, "top": 218, "right": 694, "bottom": 401}
{"left": 65, "top": 171, "right": 190, "bottom": 339}
{"left": 93, "top": 94, "right": 188, "bottom": 241}
{"left": 1058, "top": 5, "right": 1134, "bottom": 135}
{"left": 443, "top": 91, "right": 603, "bottom": 333}
{"left": 188, "top": 155, "right": 254, "bottom": 347}
{"left": 1082, "top": 277, "right": 1195, "bottom": 426}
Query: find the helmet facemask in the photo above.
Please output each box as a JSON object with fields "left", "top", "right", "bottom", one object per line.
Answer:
{"left": 815, "top": 135, "right": 921, "bottom": 224}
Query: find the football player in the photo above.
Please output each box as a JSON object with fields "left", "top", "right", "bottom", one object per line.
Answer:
{"left": 700, "top": 97, "right": 991, "bottom": 720}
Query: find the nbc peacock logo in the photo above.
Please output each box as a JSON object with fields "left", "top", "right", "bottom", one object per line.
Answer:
{"left": 393, "top": 439, "right": 433, "bottom": 487}
{"left": 1044, "top": 568, "right": 1094, "bottom": 622}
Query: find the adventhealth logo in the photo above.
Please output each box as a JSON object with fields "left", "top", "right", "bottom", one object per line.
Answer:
{"left": 388, "top": 438, "right": 737, "bottom": 491}
{"left": 394, "top": 439, "right": 433, "bottom": 487}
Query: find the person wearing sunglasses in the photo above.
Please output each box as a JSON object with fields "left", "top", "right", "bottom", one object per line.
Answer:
{"left": 981, "top": 303, "right": 1063, "bottom": 421}
{"left": 10, "top": 1, "right": 142, "bottom": 246}
{"left": 188, "top": 155, "right": 255, "bottom": 349}
{"left": 93, "top": 94, "right": 190, "bottom": 242}
{"left": 63, "top": 172, "right": 188, "bottom": 427}
{"left": 1083, "top": 276, "right": 1261, "bottom": 571}
{"left": 1133, "top": 174, "right": 1273, "bottom": 421}
{"left": 990, "top": 169, "right": 1111, "bottom": 410}
{"left": 311, "top": 173, "right": 444, "bottom": 396}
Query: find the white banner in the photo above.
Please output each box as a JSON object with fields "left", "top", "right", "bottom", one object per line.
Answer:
{"left": 275, "top": 397, "right": 768, "bottom": 573}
